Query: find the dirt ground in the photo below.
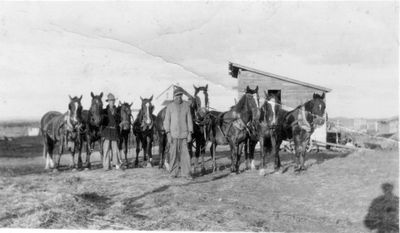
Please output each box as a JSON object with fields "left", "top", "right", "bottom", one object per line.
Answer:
{"left": 0, "top": 137, "right": 398, "bottom": 232}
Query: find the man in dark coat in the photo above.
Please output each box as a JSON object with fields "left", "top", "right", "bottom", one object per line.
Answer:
{"left": 101, "top": 93, "right": 123, "bottom": 170}
{"left": 163, "top": 87, "right": 193, "bottom": 179}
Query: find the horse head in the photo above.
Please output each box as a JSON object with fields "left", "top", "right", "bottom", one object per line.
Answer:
{"left": 262, "top": 90, "right": 282, "bottom": 127}
{"left": 118, "top": 101, "right": 133, "bottom": 131}
{"left": 304, "top": 92, "right": 326, "bottom": 126}
{"left": 235, "top": 86, "right": 259, "bottom": 124}
{"left": 139, "top": 95, "right": 154, "bottom": 127}
{"left": 192, "top": 84, "right": 209, "bottom": 122}
{"left": 245, "top": 85, "right": 260, "bottom": 108}
{"left": 89, "top": 92, "right": 103, "bottom": 126}
{"left": 68, "top": 95, "right": 83, "bottom": 128}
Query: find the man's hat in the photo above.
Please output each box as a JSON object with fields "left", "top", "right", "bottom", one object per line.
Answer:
{"left": 173, "top": 87, "right": 184, "bottom": 97}
{"left": 106, "top": 93, "right": 116, "bottom": 102}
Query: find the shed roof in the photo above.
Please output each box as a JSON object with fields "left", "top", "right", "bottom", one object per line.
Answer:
{"left": 229, "top": 62, "right": 332, "bottom": 92}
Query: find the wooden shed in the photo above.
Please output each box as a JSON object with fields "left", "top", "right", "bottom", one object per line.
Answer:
{"left": 229, "top": 62, "right": 332, "bottom": 143}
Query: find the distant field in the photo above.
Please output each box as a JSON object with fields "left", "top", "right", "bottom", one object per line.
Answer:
{"left": 0, "top": 136, "right": 42, "bottom": 158}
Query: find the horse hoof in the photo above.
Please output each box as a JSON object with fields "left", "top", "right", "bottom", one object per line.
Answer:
{"left": 146, "top": 163, "right": 152, "bottom": 168}
{"left": 259, "top": 169, "right": 266, "bottom": 176}
{"left": 52, "top": 169, "right": 59, "bottom": 173}
{"left": 84, "top": 167, "right": 90, "bottom": 171}
{"left": 201, "top": 167, "right": 206, "bottom": 174}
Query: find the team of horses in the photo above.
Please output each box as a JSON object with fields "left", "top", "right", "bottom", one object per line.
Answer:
{"left": 40, "top": 85, "right": 326, "bottom": 175}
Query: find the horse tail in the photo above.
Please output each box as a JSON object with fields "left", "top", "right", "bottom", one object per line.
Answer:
{"left": 43, "top": 141, "right": 47, "bottom": 159}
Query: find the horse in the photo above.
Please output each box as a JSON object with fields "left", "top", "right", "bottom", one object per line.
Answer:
{"left": 208, "top": 86, "right": 259, "bottom": 173}
{"left": 133, "top": 95, "right": 156, "bottom": 168}
{"left": 258, "top": 91, "right": 284, "bottom": 175}
{"left": 79, "top": 92, "right": 104, "bottom": 169}
{"left": 189, "top": 84, "right": 209, "bottom": 174}
{"left": 242, "top": 86, "right": 260, "bottom": 171}
{"left": 40, "top": 95, "right": 83, "bottom": 171}
{"left": 155, "top": 106, "right": 168, "bottom": 169}
{"left": 118, "top": 101, "right": 133, "bottom": 167}
{"left": 275, "top": 93, "right": 326, "bottom": 172}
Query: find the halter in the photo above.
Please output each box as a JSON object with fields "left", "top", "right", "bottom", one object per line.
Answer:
{"left": 139, "top": 105, "right": 153, "bottom": 130}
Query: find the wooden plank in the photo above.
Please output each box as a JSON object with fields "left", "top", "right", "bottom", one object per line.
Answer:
{"left": 312, "top": 140, "right": 357, "bottom": 150}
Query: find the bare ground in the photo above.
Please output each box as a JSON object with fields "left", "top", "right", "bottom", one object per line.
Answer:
{"left": 0, "top": 138, "right": 398, "bottom": 232}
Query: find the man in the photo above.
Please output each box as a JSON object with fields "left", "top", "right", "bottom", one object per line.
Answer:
{"left": 101, "top": 93, "right": 123, "bottom": 170}
{"left": 163, "top": 87, "right": 193, "bottom": 179}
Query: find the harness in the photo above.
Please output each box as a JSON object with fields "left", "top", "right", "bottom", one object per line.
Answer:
{"left": 217, "top": 113, "right": 253, "bottom": 140}
{"left": 290, "top": 106, "right": 312, "bottom": 133}
{"left": 288, "top": 105, "right": 324, "bottom": 133}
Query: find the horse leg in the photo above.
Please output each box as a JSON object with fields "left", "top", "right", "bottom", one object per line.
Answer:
{"left": 236, "top": 143, "right": 243, "bottom": 174}
{"left": 293, "top": 135, "right": 302, "bottom": 172}
{"left": 273, "top": 137, "right": 281, "bottom": 171}
{"left": 158, "top": 133, "right": 164, "bottom": 169}
{"left": 146, "top": 136, "right": 152, "bottom": 168}
{"left": 193, "top": 141, "right": 200, "bottom": 175}
{"left": 212, "top": 142, "right": 218, "bottom": 172}
{"left": 244, "top": 139, "right": 249, "bottom": 170}
{"left": 48, "top": 142, "right": 56, "bottom": 171}
{"left": 84, "top": 135, "right": 91, "bottom": 169}
{"left": 229, "top": 142, "right": 236, "bottom": 173}
{"left": 200, "top": 140, "right": 206, "bottom": 175}
{"left": 43, "top": 137, "right": 49, "bottom": 169}
{"left": 70, "top": 142, "right": 77, "bottom": 170}
{"left": 259, "top": 137, "right": 266, "bottom": 176}
{"left": 77, "top": 136, "right": 83, "bottom": 169}
{"left": 299, "top": 136, "right": 310, "bottom": 171}
{"left": 249, "top": 139, "right": 256, "bottom": 170}
{"left": 124, "top": 136, "right": 128, "bottom": 167}
{"left": 135, "top": 136, "right": 140, "bottom": 167}
{"left": 100, "top": 137, "right": 105, "bottom": 164}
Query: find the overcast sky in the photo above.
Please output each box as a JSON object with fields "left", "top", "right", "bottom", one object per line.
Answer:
{"left": 0, "top": 1, "right": 398, "bottom": 120}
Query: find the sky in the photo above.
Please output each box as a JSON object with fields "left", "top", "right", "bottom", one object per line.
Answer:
{"left": 0, "top": 1, "right": 398, "bottom": 120}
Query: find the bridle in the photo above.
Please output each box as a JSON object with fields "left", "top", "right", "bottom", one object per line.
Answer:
{"left": 119, "top": 104, "right": 132, "bottom": 132}
{"left": 89, "top": 98, "right": 103, "bottom": 128}
{"left": 140, "top": 102, "right": 154, "bottom": 130}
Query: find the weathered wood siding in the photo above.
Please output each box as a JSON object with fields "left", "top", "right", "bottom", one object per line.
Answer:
{"left": 238, "top": 70, "right": 325, "bottom": 109}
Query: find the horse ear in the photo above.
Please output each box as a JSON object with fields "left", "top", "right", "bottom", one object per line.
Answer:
{"left": 193, "top": 84, "right": 197, "bottom": 90}
{"left": 129, "top": 102, "right": 133, "bottom": 107}
{"left": 69, "top": 95, "right": 72, "bottom": 100}
{"left": 264, "top": 90, "right": 268, "bottom": 98}
{"left": 140, "top": 96, "right": 143, "bottom": 101}
{"left": 119, "top": 100, "right": 122, "bottom": 105}
{"left": 79, "top": 95, "right": 83, "bottom": 101}
{"left": 255, "top": 86, "right": 259, "bottom": 92}
{"left": 313, "top": 93, "right": 317, "bottom": 99}
{"left": 149, "top": 95, "right": 153, "bottom": 101}
{"left": 322, "top": 92, "right": 325, "bottom": 99}
{"left": 100, "top": 92, "right": 103, "bottom": 98}
{"left": 205, "top": 84, "right": 208, "bottom": 90}
{"left": 91, "top": 92, "right": 94, "bottom": 98}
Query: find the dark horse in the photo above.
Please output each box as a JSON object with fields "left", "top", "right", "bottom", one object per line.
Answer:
{"left": 133, "top": 96, "right": 156, "bottom": 167}
{"left": 242, "top": 86, "right": 260, "bottom": 171}
{"left": 274, "top": 93, "right": 326, "bottom": 172}
{"left": 155, "top": 105, "right": 168, "bottom": 169}
{"left": 189, "top": 84, "right": 209, "bottom": 174}
{"left": 258, "top": 91, "right": 283, "bottom": 175}
{"left": 208, "top": 86, "right": 259, "bottom": 173}
{"left": 118, "top": 101, "right": 133, "bottom": 167}
{"left": 79, "top": 92, "right": 103, "bottom": 169}
{"left": 40, "top": 95, "right": 83, "bottom": 171}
